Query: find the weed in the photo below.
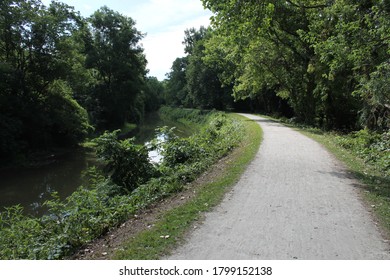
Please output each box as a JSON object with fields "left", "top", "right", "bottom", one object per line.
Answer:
{"left": 0, "top": 109, "right": 249, "bottom": 260}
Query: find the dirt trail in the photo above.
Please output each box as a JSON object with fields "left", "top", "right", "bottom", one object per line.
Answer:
{"left": 167, "top": 114, "right": 390, "bottom": 260}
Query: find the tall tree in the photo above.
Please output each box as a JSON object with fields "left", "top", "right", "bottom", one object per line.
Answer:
{"left": 202, "top": 1, "right": 324, "bottom": 124}
{"left": 202, "top": 0, "right": 389, "bottom": 130}
{"left": 86, "top": 6, "right": 147, "bottom": 129}
{"left": 185, "top": 27, "right": 234, "bottom": 110}
{"left": 165, "top": 57, "right": 189, "bottom": 107}
{"left": 305, "top": 0, "right": 390, "bottom": 129}
{"left": 165, "top": 27, "right": 235, "bottom": 110}
{"left": 0, "top": 0, "right": 91, "bottom": 161}
{"left": 143, "top": 76, "right": 164, "bottom": 112}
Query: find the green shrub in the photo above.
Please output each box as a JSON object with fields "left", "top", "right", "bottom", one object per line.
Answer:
{"left": 158, "top": 111, "right": 244, "bottom": 183}
{"left": 94, "top": 130, "right": 156, "bottom": 194}
{"left": 335, "top": 130, "right": 390, "bottom": 176}
{"left": 0, "top": 205, "right": 43, "bottom": 259}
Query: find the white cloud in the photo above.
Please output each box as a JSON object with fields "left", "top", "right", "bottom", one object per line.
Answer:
{"left": 141, "top": 18, "right": 211, "bottom": 79}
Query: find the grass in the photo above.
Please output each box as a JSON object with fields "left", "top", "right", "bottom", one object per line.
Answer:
{"left": 113, "top": 113, "right": 263, "bottom": 259}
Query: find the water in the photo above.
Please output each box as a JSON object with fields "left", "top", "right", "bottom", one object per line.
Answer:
{"left": 0, "top": 113, "right": 190, "bottom": 216}
{"left": 0, "top": 150, "right": 96, "bottom": 216}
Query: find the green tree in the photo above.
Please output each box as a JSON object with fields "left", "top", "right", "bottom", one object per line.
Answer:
{"left": 165, "top": 57, "right": 189, "bottom": 106}
{"left": 202, "top": 0, "right": 389, "bottom": 130}
{"left": 94, "top": 131, "right": 155, "bottom": 194}
{"left": 202, "top": 1, "right": 324, "bottom": 124}
{"left": 305, "top": 0, "right": 390, "bottom": 129}
{"left": 165, "top": 27, "right": 234, "bottom": 110}
{"left": 144, "top": 76, "right": 164, "bottom": 112}
{"left": 185, "top": 27, "right": 233, "bottom": 110}
{"left": 0, "top": 0, "right": 91, "bottom": 161}
{"left": 86, "top": 6, "right": 147, "bottom": 129}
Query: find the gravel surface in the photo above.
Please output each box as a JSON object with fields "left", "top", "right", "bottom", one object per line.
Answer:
{"left": 168, "top": 114, "right": 390, "bottom": 260}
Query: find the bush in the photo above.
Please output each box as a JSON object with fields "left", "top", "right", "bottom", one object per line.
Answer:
{"left": 94, "top": 130, "right": 156, "bottom": 194}
{"left": 158, "top": 111, "right": 244, "bottom": 183}
{"left": 335, "top": 130, "right": 390, "bottom": 176}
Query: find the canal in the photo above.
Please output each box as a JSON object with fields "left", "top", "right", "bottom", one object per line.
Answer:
{"left": 0, "top": 113, "right": 191, "bottom": 216}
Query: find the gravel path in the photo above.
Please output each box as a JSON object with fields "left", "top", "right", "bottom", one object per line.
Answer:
{"left": 168, "top": 114, "right": 390, "bottom": 260}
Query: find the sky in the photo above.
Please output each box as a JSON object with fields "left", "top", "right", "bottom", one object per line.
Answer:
{"left": 41, "top": 0, "right": 213, "bottom": 80}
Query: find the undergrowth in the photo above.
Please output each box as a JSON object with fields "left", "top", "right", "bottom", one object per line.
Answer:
{"left": 333, "top": 130, "right": 389, "bottom": 177}
{"left": 0, "top": 108, "right": 245, "bottom": 260}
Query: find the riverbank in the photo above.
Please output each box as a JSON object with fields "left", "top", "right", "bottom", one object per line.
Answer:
{"left": 74, "top": 113, "right": 262, "bottom": 259}
{"left": 0, "top": 108, "right": 251, "bottom": 260}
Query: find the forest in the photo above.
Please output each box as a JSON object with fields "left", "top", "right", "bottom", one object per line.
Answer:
{"left": 165, "top": 0, "right": 389, "bottom": 131}
{"left": 0, "top": 0, "right": 164, "bottom": 164}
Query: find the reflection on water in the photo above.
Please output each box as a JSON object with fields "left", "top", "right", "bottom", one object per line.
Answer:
{"left": 0, "top": 113, "right": 191, "bottom": 216}
{"left": 146, "top": 133, "right": 167, "bottom": 164}
{"left": 0, "top": 150, "right": 97, "bottom": 216}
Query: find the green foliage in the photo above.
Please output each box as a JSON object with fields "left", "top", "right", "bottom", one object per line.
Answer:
{"left": 0, "top": 172, "right": 138, "bottom": 260}
{"left": 355, "top": 62, "right": 390, "bottom": 130}
{"left": 164, "top": 57, "right": 189, "bottom": 107}
{"left": 334, "top": 130, "right": 390, "bottom": 177}
{"left": 0, "top": 205, "right": 43, "bottom": 259}
{"left": 159, "top": 106, "right": 210, "bottom": 127}
{"left": 162, "top": 136, "right": 200, "bottom": 167}
{"left": 165, "top": 27, "right": 234, "bottom": 110}
{"left": 158, "top": 110, "right": 244, "bottom": 183}
{"left": 0, "top": 1, "right": 161, "bottom": 163}
{"left": 144, "top": 77, "right": 165, "bottom": 112}
{"left": 197, "top": 0, "right": 389, "bottom": 130}
{"left": 93, "top": 131, "right": 156, "bottom": 194}
{"left": 0, "top": 0, "right": 93, "bottom": 160}
{"left": 201, "top": 1, "right": 320, "bottom": 123}
{"left": 86, "top": 6, "right": 148, "bottom": 129}
{"left": 45, "top": 80, "right": 93, "bottom": 145}
{"left": 0, "top": 109, "right": 245, "bottom": 259}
